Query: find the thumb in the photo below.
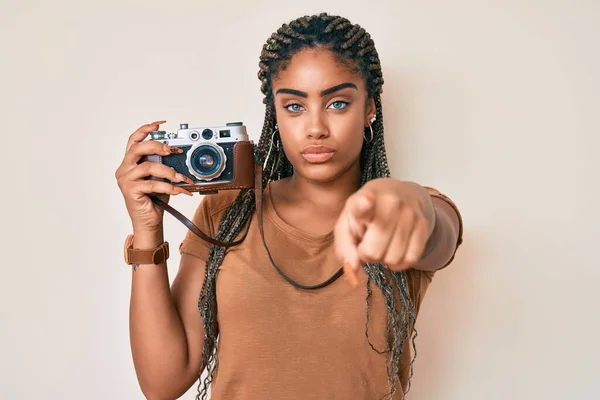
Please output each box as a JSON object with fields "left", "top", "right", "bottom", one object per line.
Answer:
{"left": 335, "top": 213, "right": 362, "bottom": 288}
{"left": 335, "top": 210, "right": 366, "bottom": 289}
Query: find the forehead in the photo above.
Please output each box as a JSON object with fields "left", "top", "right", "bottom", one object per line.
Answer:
{"left": 272, "top": 47, "right": 365, "bottom": 93}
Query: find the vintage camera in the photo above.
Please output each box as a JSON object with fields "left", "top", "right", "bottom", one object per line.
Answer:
{"left": 142, "top": 122, "right": 255, "bottom": 194}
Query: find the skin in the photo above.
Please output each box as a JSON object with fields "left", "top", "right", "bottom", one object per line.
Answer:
{"left": 114, "top": 46, "right": 461, "bottom": 398}
{"left": 269, "top": 47, "right": 461, "bottom": 285}
{"left": 269, "top": 48, "right": 375, "bottom": 237}
{"left": 116, "top": 123, "right": 207, "bottom": 399}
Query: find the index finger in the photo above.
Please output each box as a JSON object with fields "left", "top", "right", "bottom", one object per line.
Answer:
{"left": 126, "top": 120, "right": 167, "bottom": 152}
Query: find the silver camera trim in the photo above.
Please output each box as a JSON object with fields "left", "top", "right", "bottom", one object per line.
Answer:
{"left": 185, "top": 142, "right": 228, "bottom": 181}
{"left": 149, "top": 122, "right": 248, "bottom": 182}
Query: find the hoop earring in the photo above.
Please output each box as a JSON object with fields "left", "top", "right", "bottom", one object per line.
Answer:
{"left": 364, "top": 123, "right": 374, "bottom": 144}
{"left": 263, "top": 127, "right": 280, "bottom": 177}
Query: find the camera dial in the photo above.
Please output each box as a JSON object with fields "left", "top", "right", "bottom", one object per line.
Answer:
{"left": 150, "top": 131, "right": 166, "bottom": 140}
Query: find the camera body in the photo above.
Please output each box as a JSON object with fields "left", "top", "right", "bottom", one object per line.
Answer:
{"left": 142, "top": 122, "right": 255, "bottom": 194}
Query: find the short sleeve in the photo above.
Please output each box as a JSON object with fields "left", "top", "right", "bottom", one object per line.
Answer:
{"left": 424, "top": 186, "right": 464, "bottom": 269}
{"left": 178, "top": 196, "right": 215, "bottom": 261}
{"left": 404, "top": 268, "right": 435, "bottom": 317}
{"left": 178, "top": 190, "right": 241, "bottom": 260}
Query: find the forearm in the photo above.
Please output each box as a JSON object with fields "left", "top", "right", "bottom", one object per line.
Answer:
{"left": 129, "top": 229, "right": 194, "bottom": 399}
{"left": 413, "top": 196, "right": 462, "bottom": 271}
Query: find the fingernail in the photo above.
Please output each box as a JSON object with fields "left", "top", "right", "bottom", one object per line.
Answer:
{"left": 151, "top": 120, "right": 167, "bottom": 125}
{"left": 343, "top": 262, "right": 359, "bottom": 288}
{"left": 174, "top": 173, "right": 194, "bottom": 185}
{"left": 177, "top": 187, "right": 193, "bottom": 197}
{"left": 166, "top": 146, "right": 183, "bottom": 154}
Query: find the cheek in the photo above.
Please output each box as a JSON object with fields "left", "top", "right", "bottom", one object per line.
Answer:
{"left": 348, "top": 131, "right": 365, "bottom": 160}
{"left": 337, "top": 114, "right": 366, "bottom": 154}
{"left": 276, "top": 121, "right": 301, "bottom": 150}
{"left": 274, "top": 126, "right": 303, "bottom": 166}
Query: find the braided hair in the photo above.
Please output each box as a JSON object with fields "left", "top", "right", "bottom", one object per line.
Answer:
{"left": 196, "top": 13, "right": 418, "bottom": 400}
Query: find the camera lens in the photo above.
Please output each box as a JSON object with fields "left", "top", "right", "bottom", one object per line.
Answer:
{"left": 202, "top": 129, "right": 213, "bottom": 140}
{"left": 188, "top": 144, "right": 226, "bottom": 180}
{"left": 198, "top": 154, "right": 215, "bottom": 168}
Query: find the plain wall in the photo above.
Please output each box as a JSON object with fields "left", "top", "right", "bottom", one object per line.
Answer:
{"left": 1, "top": 0, "right": 598, "bottom": 399}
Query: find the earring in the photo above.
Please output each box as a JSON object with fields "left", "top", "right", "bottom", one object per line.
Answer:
{"left": 364, "top": 123, "right": 374, "bottom": 144}
{"left": 263, "top": 126, "right": 280, "bottom": 177}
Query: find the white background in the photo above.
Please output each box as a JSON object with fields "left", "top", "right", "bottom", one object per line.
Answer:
{"left": 1, "top": 0, "right": 598, "bottom": 399}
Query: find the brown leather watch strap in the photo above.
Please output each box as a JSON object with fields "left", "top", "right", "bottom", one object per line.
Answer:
{"left": 124, "top": 234, "right": 170, "bottom": 265}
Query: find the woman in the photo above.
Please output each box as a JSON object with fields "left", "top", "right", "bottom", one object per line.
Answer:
{"left": 115, "top": 13, "right": 463, "bottom": 400}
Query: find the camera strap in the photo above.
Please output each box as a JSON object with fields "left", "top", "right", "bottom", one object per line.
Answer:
{"left": 149, "top": 193, "right": 252, "bottom": 249}
{"left": 151, "top": 164, "right": 345, "bottom": 289}
{"left": 255, "top": 166, "right": 345, "bottom": 290}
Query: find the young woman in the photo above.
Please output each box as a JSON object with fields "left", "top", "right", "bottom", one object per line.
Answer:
{"left": 115, "top": 13, "right": 463, "bottom": 400}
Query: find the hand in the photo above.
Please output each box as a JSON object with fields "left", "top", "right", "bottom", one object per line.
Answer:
{"left": 334, "top": 178, "right": 436, "bottom": 286}
{"left": 115, "top": 120, "right": 195, "bottom": 233}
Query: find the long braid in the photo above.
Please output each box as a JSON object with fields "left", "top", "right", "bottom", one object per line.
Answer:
{"left": 196, "top": 13, "right": 417, "bottom": 400}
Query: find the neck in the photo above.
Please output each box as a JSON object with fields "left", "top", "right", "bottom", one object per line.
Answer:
{"left": 283, "top": 160, "right": 361, "bottom": 211}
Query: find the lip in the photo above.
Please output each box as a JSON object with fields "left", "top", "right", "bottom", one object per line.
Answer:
{"left": 300, "top": 145, "right": 335, "bottom": 163}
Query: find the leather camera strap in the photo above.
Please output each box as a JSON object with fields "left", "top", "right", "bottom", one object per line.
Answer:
{"left": 149, "top": 189, "right": 253, "bottom": 249}
{"left": 255, "top": 166, "right": 345, "bottom": 290}
{"left": 152, "top": 163, "right": 344, "bottom": 289}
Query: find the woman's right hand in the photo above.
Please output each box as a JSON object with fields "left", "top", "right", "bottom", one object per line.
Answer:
{"left": 115, "top": 120, "right": 196, "bottom": 233}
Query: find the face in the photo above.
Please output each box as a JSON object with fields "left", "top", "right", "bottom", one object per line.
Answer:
{"left": 271, "top": 47, "right": 376, "bottom": 184}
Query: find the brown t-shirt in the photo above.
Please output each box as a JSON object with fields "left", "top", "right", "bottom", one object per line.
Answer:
{"left": 179, "top": 184, "right": 453, "bottom": 399}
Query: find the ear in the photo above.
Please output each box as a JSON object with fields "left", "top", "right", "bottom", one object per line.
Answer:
{"left": 364, "top": 98, "right": 376, "bottom": 127}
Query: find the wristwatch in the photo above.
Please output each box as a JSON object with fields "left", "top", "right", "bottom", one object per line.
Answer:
{"left": 124, "top": 234, "right": 170, "bottom": 266}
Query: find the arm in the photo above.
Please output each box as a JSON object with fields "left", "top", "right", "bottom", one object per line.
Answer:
{"left": 411, "top": 189, "right": 463, "bottom": 272}
{"left": 334, "top": 179, "right": 463, "bottom": 283}
{"left": 129, "top": 229, "right": 207, "bottom": 400}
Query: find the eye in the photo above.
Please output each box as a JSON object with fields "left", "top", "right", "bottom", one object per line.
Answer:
{"left": 328, "top": 101, "right": 349, "bottom": 110}
{"left": 285, "top": 103, "right": 304, "bottom": 112}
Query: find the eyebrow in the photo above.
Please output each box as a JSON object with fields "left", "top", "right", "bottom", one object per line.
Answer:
{"left": 275, "top": 82, "right": 358, "bottom": 98}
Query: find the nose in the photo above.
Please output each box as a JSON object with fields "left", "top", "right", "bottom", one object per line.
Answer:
{"left": 307, "top": 111, "right": 329, "bottom": 140}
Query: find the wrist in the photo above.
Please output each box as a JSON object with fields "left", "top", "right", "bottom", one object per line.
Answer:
{"left": 131, "top": 228, "right": 165, "bottom": 249}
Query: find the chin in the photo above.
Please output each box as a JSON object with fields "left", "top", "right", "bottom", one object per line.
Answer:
{"left": 292, "top": 159, "right": 360, "bottom": 184}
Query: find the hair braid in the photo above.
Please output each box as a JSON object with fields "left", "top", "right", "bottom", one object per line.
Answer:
{"left": 196, "top": 13, "right": 416, "bottom": 400}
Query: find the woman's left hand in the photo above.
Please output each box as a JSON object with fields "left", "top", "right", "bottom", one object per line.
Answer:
{"left": 334, "top": 178, "right": 436, "bottom": 286}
